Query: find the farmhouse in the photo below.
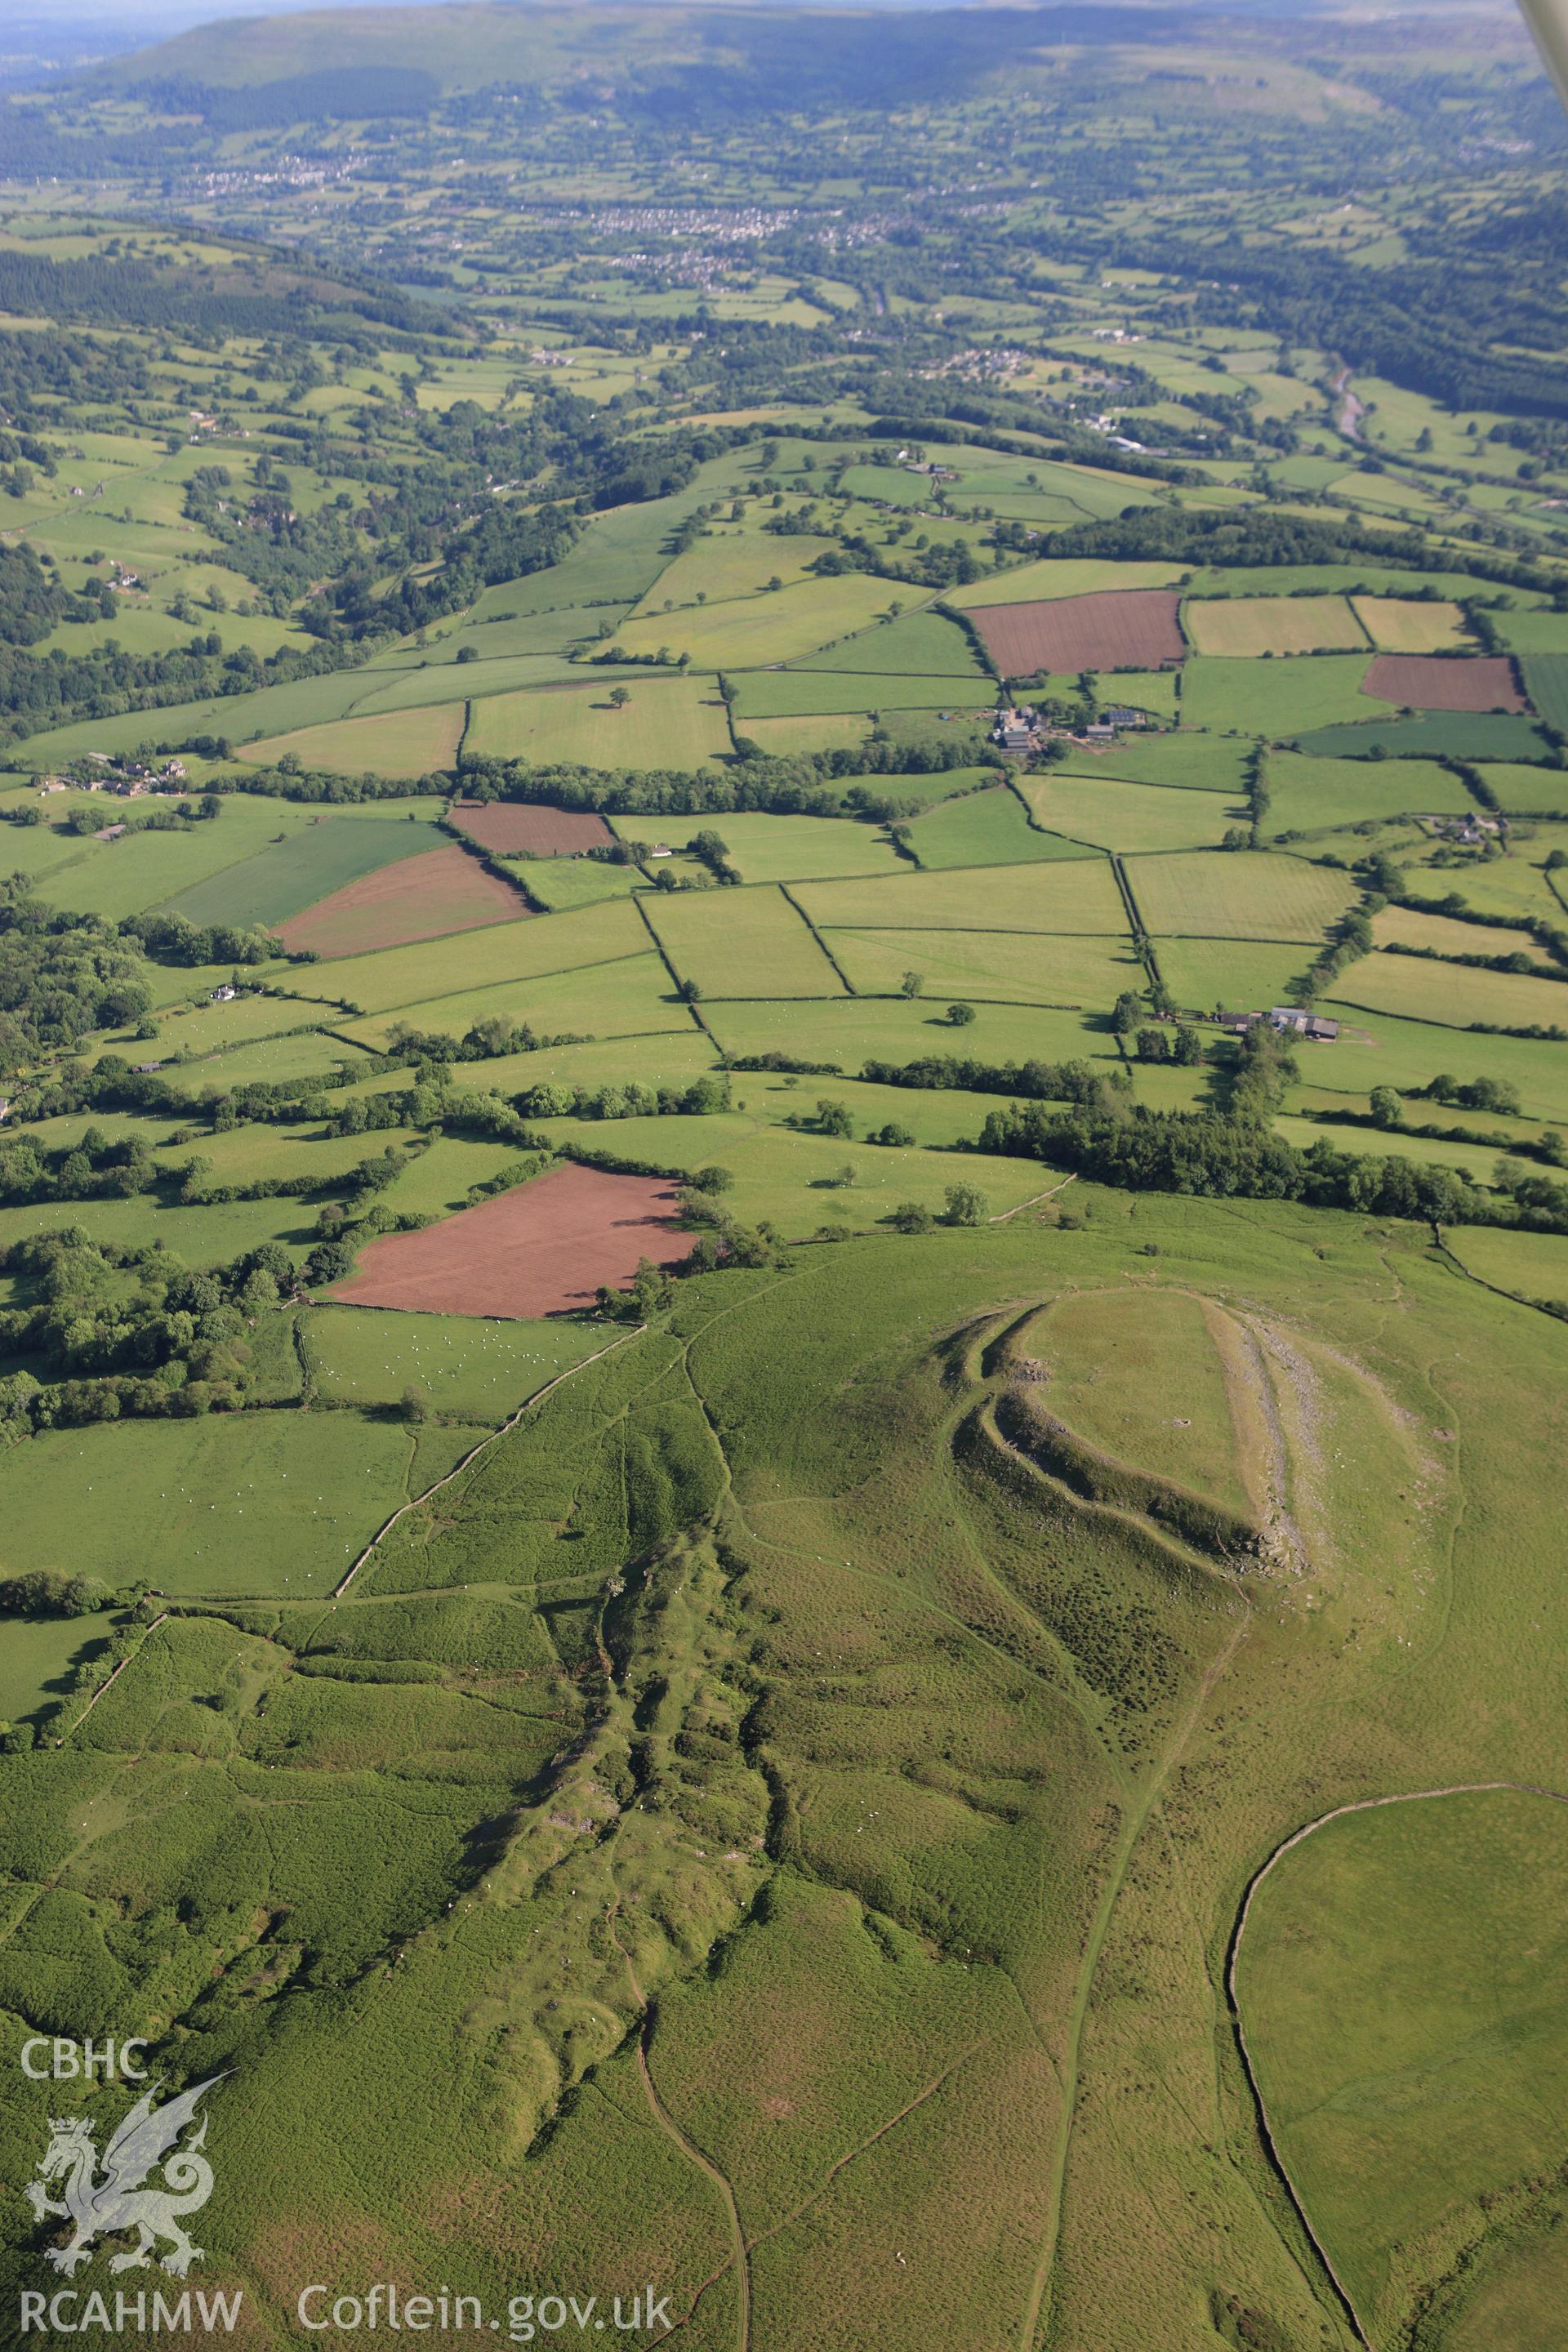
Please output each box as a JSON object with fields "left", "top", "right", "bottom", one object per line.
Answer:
{"left": 1270, "top": 1008, "right": 1339, "bottom": 1041}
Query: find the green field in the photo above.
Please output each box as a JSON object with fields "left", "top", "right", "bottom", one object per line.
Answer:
{"left": 302, "top": 1305, "right": 608, "bottom": 1416}
{"left": 641, "top": 883, "right": 849, "bottom": 998}
{"left": 795, "top": 605, "right": 991, "bottom": 679}
{"left": 1236, "top": 1790, "right": 1568, "bottom": 2348}
{"left": 1125, "top": 849, "right": 1355, "bottom": 941}
{"left": 1181, "top": 654, "right": 1392, "bottom": 737}
{"left": 611, "top": 572, "right": 896, "bottom": 667}
{"left": 1025, "top": 773, "right": 1242, "bottom": 852}
{"left": 1334, "top": 947, "right": 1568, "bottom": 1031}
{"left": 1262, "top": 751, "right": 1473, "bottom": 834}
{"left": 612, "top": 810, "right": 904, "bottom": 884}
{"left": 463, "top": 675, "right": 733, "bottom": 766}
{"left": 825, "top": 924, "right": 1144, "bottom": 1005}
{"left": 795, "top": 857, "right": 1127, "bottom": 934}
{"left": 908, "top": 784, "right": 1095, "bottom": 867}
{"left": 274, "top": 894, "right": 647, "bottom": 1015}
{"left": 1447, "top": 1224, "right": 1568, "bottom": 1306}
{"left": 730, "top": 667, "right": 995, "bottom": 719}
{"left": 167, "top": 811, "right": 442, "bottom": 928}
{"left": 1294, "top": 713, "right": 1554, "bottom": 761}
{"left": 246, "top": 702, "right": 466, "bottom": 777}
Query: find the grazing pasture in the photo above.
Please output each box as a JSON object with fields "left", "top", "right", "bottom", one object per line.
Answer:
{"left": 245, "top": 702, "right": 466, "bottom": 777}
{"left": 1234, "top": 1788, "right": 1568, "bottom": 2350}
{"left": 1024, "top": 773, "right": 1241, "bottom": 853}
{"left": 1447, "top": 1225, "right": 1568, "bottom": 1306}
{"left": 1183, "top": 654, "right": 1389, "bottom": 737}
{"left": 795, "top": 607, "right": 991, "bottom": 679}
{"left": 276, "top": 893, "right": 648, "bottom": 1015}
{"left": 1332, "top": 947, "right": 1568, "bottom": 1031}
{"left": 795, "top": 857, "right": 1126, "bottom": 934}
{"left": 462, "top": 675, "right": 732, "bottom": 768}
{"left": 945, "top": 559, "right": 1186, "bottom": 608}
{"left": 909, "top": 786, "right": 1094, "bottom": 868}
{"left": 610, "top": 572, "right": 894, "bottom": 667}
{"left": 1125, "top": 850, "right": 1356, "bottom": 941}
{"left": 303, "top": 1305, "right": 608, "bottom": 1418}
{"left": 965, "top": 590, "right": 1185, "bottom": 676}
{"left": 730, "top": 668, "right": 992, "bottom": 719}
{"left": 613, "top": 811, "right": 903, "bottom": 884}
{"left": 1261, "top": 751, "right": 1472, "bottom": 834}
{"left": 824, "top": 924, "right": 1143, "bottom": 1006}
{"left": 274, "top": 844, "right": 532, "bottom": 957}
{"left": 642, "top": 883, "right": 847, "bottom": 998}
{"left": 1363, "top": 653, "right": 1525, "bottom": 711}
{"left": 1183, "top": 595, "right": 1365, "bottom": 657}
{"left": 704, "top": 991, "right": 1115, "bottom": 1072}
{"left": 1521, "top": 655, "right": 1568, "bottom": 733}
{"left": 338, "top": 947, "right": 679, "bottom": 1049}
{"left": 166, "top": 812, "right": 442, "bottom": 931}
{"left": 332, "top": 1163, "right": 690, "bottom": 1317}
{"left": 1154, "top": 937, "right": 1321, "bottom": 1013}
{"left": 1294, "top": 712, "right": 1552, "bottom": 761}
{"left": 448, "top": 800, "right": 615, "bottom": 856}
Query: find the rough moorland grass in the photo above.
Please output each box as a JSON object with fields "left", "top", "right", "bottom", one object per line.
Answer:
{"left": 274, "top": 895, "right": 647, "bottom": 1017}
{"left": 1350, "top": 596, "right": 1466, "bottom": 653}
{"left": 167, "top": 813, "right": 442, "bottom": 929}
{"left": 1183, "top": 595, "right": 1366, "bottom": 658}
{"left": 1040, "top": 1287, "right": 1251, "bottom": 1516}
{"left": 1332, "top": 947, "right": 1568, "bottom": 1031}
{"left": 302, "top": 1304, "right": 607, "bottom": 1417}
{"left": 464, "top": 674, "right": 732, "bottom": 768}
{"left": 795, "top": 607, "right": 991, "bottom": 679}
{"left": 946, "top": 558, "right": 1185, "bottom": 608}
{"left": 1123, "top": 849, "right": 1356, "bottom": 942}
{"left": 911, "top": 786, "right": 1098, "bottom": 869}
{"left": 824, "top": 925, "right": 1144, "bottom": 1007}
{"left": 612, "top": 810, "right": 905, "bottom": 885}
{"left": 641, "top": 883, "right": 847, "bottom": 999}
{"left": 610, "top": 572, "right": 896, "bottom": 668}
{"left": 1025, "top": 773, "right": 1241, "bottom": 853}
{"left": 246, "top": 702, "right": 466, "bottom": 777}
{"left": 1262, "top": 751, "right": 1472, "bottom": 835}
{"left": 1236, "top": 1788, "right": 1568, "bottom": 2347}
{"left": 795, "top": 857, "right": 1126, "bottom": 934}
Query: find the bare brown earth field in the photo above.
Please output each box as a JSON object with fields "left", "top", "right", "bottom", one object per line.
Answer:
{"left": 449, "top": 800, "right": 617, "bottom": 855}
{"left": 274, "top": 844, "right": 532, "bottom": 957}
{"left": 1363, "top": 653, "right": 1526, "bottom": 711}
{"left": 964, "top": 589, "right": 1186, "bottom": 675}
{"left": 328, "top": 1162, "right": 690, "bottom": 1316}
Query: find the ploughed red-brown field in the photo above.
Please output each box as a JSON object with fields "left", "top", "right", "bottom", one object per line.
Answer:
{"left": 274, "top": 844, "right": 531, "bottom": 958}
{"left": 964, "top": 589, "right": 1186, "bottom": 676}
{"left": 449, "top": 800, "right": 616, "bottom": 856}
{"left": 1363, "top": 653, "right": 1526, "bottom": 712}
{"left": 329, "top": 1162, "right": 689, "bottom": 1317}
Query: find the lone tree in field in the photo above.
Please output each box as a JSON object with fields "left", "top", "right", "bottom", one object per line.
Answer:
{"left": 901, "top": 970, "right": 924, "bottom": 998}
{"left": 943, "top": 1182, "right": 990, "bottom": 1227}
{"left": 608, "top": 685, "right": 631, "bottom": 710}
{"left": 816, "top": 1098, "right": 854, "bottom": 1138}
{"left": 946, "top": 1002, "right": 976, "bottom": 1027}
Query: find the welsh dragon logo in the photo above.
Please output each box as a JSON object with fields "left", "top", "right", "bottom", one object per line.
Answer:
{"left": 25, "top": 2074, "right": 226, "bottom": 2279}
